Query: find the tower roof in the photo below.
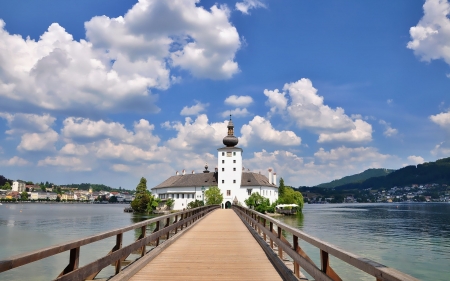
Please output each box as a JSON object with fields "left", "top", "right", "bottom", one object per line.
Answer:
{"left": 223, "top": 115, "right": 238, "bottom": 147}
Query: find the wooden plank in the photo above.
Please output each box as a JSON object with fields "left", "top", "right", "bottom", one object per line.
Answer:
{"left": 129, "top": 210, "right": 282, "bottom": 281}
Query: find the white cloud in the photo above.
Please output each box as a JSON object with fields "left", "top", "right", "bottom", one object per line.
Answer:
{"left": 244, "top": 146, "right": 394, "bottom": 186}
{"left": 264, "top": 78, "right": 373, "bottom": 143}
{"left": 164, "top": 114, "right": 228, "bottom": 152}
{"left": 407, "top": 0, "right": 450, "bottom": 67}
{"left": 38, "top": 156, "right": 91, "bottom": 171}
{"left": 60, "top": 143, "right": 89, "bottom": 156}
{"left": 221, "top": 108, "right": 250, "bottom": 118}
{"left": 224, "top": 95, "right": 253, "bottom": 107}
{"left": 180, "top": 101, "right": 208, "bottom": 116}
{"left": 387, "top": 99, "right": 393, "bottom": 105}
{"left": 0, "top": 156, "right": 30, "bottom": 166}
{"left": 0, "top": 113, "right": 56, "bottom": 135}
{"left": 0, "top": 1, "right": 241, "bottom": 114}
{"left": 18, "top": 131, "right": 59, "bottom": 151}
{"left": 431, "top": 141, "right": 450, "bottom": 157}
{"left": 318, "top": 119, "right": 372, "bottom": 143}
{"left": 407, "top": 155, "right": 425, "bottom": 165}
{"left": 430, "top": 111, "right": 450, "bottom": 129}
{"left": 379, "top": 120, "right": 398, "bottom": 137}
{"left": 236, "top": 0, "right": 266, "bottom": 15}
{"left": 240, "top": 116, "right": 301, "bottom": 147}
{"left": 112, "top": 164, "right": 131, "bottom": 172}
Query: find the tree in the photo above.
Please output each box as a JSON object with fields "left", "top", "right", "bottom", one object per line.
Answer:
{"left": 278, "top": 187, "right": 304, "bottom": 211}
{"left": 131, "top": 177, "right": 152, "bottom": 213}
{"left": 146, "top": 196, "right": 160, "bottom": 213}
{"left": 245, "top": 192, "right": 271, "bottom": 213}
{"left": 3, "top": 182, "right": 11, "bottom": 190}
{"left": 187, "top": 200, "right": 204, "bottom": 209}
{"left": 109, "top": 196, "right": 118, "bottom": 203}
{"left": 165, "top": 198, "right": 174, "bottom": 210}
{"left": 20, "top": 191, "right": 28, "bottom": 200}
{"left": 279, "top": 177, "right": 286, "bottom": 197}
{"left": 205, "top": 186, "right": 223, "bottom": 205}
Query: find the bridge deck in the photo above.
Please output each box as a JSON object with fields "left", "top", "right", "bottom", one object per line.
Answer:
{"left": 129, "top": 209, "right": 282, "bottom": 281}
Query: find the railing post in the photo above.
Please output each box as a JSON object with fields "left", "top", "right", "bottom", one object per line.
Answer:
{"left": 321, "top": 249, "right": 329, "bottom": 274}
{"left": 293, "top": 235, "right": 300, "bottom": 278}
{"left": 277, "top": 226, "right": 283, "bottom": 259}
{"left": 165, "top": 217, "right": 170, "bottom": 240}
{"left": 262, "top": 218, "right": 267, "bottom": 241}
{"left": 269, "top": 222, "right": 274, "bottom": 249}
{"left": 155, "top": 221, "right": 160, "bottom": 246}
{"left": 114, "top": 233, "right": 123, "bottom": 274}
{"left": 58, "top": 247, "right": 80, "bottom": 277}
{"left": 140, "top": 225, "right": 146, "bottom": 256}
{"left": 257, "top": 216, "right": 261, "bottom": 235}
{"left": 174, "top": 215, "right": 178, "bottom": 234}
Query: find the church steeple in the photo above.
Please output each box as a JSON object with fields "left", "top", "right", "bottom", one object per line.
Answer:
{"left": 223, "top": 115, "right": 238, "bottom": 147}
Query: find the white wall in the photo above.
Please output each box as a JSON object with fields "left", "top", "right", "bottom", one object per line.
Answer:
{"left": 217, "top": 147, "right": 243, "bottom": 205}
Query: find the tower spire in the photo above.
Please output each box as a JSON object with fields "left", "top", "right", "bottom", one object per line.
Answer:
{"left": 223, "top": 116, "right": 238, "bottom": 147}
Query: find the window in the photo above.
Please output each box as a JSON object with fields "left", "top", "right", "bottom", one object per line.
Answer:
{"left": 247, "top": 189, "right": 252, "bottom": 195}
{"left": 222, "top": 160, "right": 225, "bottom": 164}
{"left": 222, "top": 152, "right": 224, "bottom": 156}
{"left": 222, "top": 168, "right": 225, "bottom": 172}
{"left": 227, "top": 152, "right": 232, "bottom": 157}
{"left": 227, "top": 190, "right": 231, "bottom": 196}
{"left": 233, "top": 180, "right": 236, "bottom": 183}
{"left": 181, "top": 194, "right": 184, "bottom": 199}
{"left": 176, "top": 194, "right": 179, "bottom": 199}
{"left": 233, "top": 167, "right": 236, "bottom": 171}
{"left": 233, "top": 160, "right": 236, "bottom": 163}
{"left": 222, "top": 180, "right": 224, "bottom": 184}
{"left": 233, "top": 152, "right": 236, "bottom": 156}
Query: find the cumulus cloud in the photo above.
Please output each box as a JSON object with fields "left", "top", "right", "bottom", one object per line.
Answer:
{"left": 244, "top": 146, "right": 394, "bottom": 186}
{"left": 60, "top": 143, "right": 89, "bottom": 156}
{"left": 38, "top": 156, "right": 91, "bottom": 171}
{"left": 379, "top": 120, "right": 398, "bottom": 137}
{"left": 407, "top": 0, "right": 450, "bottom": 67}
{"left": 264, "top": 78, "right": 372, "bottom": 143}
{"left": 240, "top": 116, "right": 301, "bottom": 147}
{"left": 431, "top": 141, "right": 450, "bottom": 157}
{"left": 0, "top": 156, "right": 30, "bottom": 166}
{"left": 224, "top": 95, "right": 254, "bottom": 107}
{"left": 318, "top": 119, "right": 372, "bottom": 143}
{"left": 407, "top": 155, "right": 425, "bottom": 165}
{"left": 236, "top": 0, "right": 266, "bottom": 15}
{"left": 221, "top": 108, "right": 250, "bottom": 118}
{"left": 18, "top": 131, "right": 59, "bottom": 152}
{"left": 0, "top": 1, "right": 241, "bottom": 114}
{"left": 180, "top": 101, "right": 208, "bottom": 116}
{"left": 430, "top": 111, "right": 450, "bottom": 129}
{"left": 163, "top": 114, "right": 228, "bottom": 152}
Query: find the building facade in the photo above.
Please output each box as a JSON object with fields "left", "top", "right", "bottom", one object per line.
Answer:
{"left": 12, "top": 180, "right": 26, "bottom": 192}
{"left": 151, "top": 118, "right": 279, "bottom": 210}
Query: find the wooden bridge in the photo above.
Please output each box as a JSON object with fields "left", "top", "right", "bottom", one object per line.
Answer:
{"left": 0, "top": 205, "right": 420, "bottom": 281}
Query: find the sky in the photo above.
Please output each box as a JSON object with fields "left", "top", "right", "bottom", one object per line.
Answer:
{"left": 0, "top": 0, "right": 449, "bottom": 189}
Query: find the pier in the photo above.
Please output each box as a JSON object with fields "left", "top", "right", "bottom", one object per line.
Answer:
{"left": 0, "top": 205, "right": 420, "bottom": 281}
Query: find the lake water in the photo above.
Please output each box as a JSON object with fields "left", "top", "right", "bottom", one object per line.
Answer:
{"left": 0, "top": 203, "right": 449, "bottom": 280}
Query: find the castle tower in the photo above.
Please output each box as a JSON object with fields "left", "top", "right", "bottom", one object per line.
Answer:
{"left": 217, "top": 116, "right": 243, "bottom": 208}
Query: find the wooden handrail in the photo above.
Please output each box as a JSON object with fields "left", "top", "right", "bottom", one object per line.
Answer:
{"left": 0, "top": 205, "right": 219, "bottom": 280}
{"left": 232, "top": 205, "right": 420, "bottom": 281}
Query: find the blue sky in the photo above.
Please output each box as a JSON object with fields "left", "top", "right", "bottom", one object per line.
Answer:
{"left": 0, "top": 0, "right": 449, "bottom": 189}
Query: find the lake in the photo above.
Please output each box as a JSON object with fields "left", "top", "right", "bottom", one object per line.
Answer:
{"left": 0, "top": 202, "right": 449, "bottom": 280}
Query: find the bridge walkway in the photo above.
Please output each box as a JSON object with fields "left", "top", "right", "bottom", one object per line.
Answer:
{"left": 129, "top": 209, "right": 282, "bottom": 281}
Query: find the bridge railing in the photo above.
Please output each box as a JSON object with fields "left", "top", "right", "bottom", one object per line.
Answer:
{"left": 0, "top": 205, "right": 219, "bottom": 281}
{"left": 233, "top": 205, "right": 420, "bottom": 281}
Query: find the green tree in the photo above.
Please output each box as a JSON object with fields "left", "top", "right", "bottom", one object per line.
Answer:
{"left": 245, "top": 192, "right": 271, "bottom": 213}
{"left": 165, "top": 198, "right": 174, "bottom": 210}
{"left": 131, "top": 177, "right": 152, "bottom": 213}
{"left": 187, "top": 200, "right": 204, "bottom": 209}
{"left": 279, "top": 177, "right": 286, "bottom": 197}
{"left": 205, "top": 186, "right": 223, "bottom": 205}
{"left": 109, "top": 196, "right": 118, "bottom": 203}
{"left": 146, "top": 196, "right": 161, "bottom": 213}
{"left": 20, "top": 191, "right": 28, "bottom": 200}
{"left": 3, "top": 182, "right": 11, "bottom": 190}
{"left": 278, "top": 187, "right": 304, "bottom": 211}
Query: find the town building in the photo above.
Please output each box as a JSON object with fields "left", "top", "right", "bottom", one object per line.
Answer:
{"left": 151, "top": 117, "right": 278, "bottom": 210}
{"left": 12, "top": 180, "right": 26, "bottom": 192}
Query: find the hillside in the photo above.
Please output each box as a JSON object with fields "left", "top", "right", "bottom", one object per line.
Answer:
{"left": 316, "top": 168, "right": 394, "bottom": 188}
{"left": 334, "top": 157, "right": 450, "bottom": 190}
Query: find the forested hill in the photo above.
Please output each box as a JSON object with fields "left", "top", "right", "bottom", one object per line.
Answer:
{"left": 334, "top": 157, "right": 450, "bottom": 190}
{"left": 64, "top": 183, "right": 115, "bottom": 192}
{"left": 316, "top": 168, "right": 394, "bottom": 188}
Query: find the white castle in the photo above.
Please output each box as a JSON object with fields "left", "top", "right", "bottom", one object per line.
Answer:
{"left": 151, "top": 117, "right": 279, "bottom": 210}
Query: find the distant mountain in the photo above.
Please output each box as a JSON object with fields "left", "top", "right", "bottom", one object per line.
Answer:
{"left": 316, "top": 168, "right": 394, "bottom": 188}
{"left": 334, "top": 157, "right": 450, "bottom": 190}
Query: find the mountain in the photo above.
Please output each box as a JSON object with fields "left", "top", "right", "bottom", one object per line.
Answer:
{"left": 316, "top": 168, "right": 394, "bottom": 188}
{"left": 334, "top": 157, "right": 450, "bottom": 190}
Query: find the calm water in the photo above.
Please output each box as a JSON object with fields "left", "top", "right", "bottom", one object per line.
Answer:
{"left": 0, "top": 203, "right": 449, "bottom": 280}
